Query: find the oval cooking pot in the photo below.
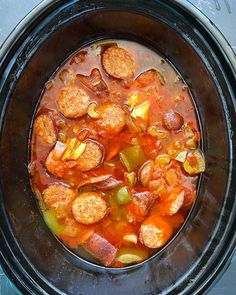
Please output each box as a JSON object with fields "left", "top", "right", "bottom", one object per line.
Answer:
{"left": 0, "top": 0, "right": 236, "bottom": 294}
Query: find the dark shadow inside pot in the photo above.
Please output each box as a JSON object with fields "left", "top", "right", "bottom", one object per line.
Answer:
{"left": 0, "top": 1, "right": 235, "bottom": 294}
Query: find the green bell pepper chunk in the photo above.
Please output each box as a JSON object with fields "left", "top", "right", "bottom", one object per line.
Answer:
{"left": 43, "top": 209, "right": 65, "bottom": 235}
{"left": 183, "top": 150, "right": 205, "bottom": 175}
{"left": 119, "top": 145, "right": 147, "bottom": 171}
{"left": 126, "top": 172, "right": 136, "bottom": 187}
{"left": 116, "top": 247, "right": 148, "bottom": 264}
{"left": 115, "top": 187, "right": 132, "bottom": 205}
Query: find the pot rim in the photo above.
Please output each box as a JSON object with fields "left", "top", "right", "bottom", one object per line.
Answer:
{"left": 0, "top": 1, "right": 235, "bottom": 294}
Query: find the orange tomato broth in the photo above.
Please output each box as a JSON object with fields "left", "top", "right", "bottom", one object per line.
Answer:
{"left": 30, "top": 40, "right": 200, "bottom": 267}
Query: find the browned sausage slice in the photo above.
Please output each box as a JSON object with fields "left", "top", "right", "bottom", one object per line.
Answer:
{"left": 77, "top": 175, "right": 123, "bottom": 190}
{"left": 139, "top": 216, "right": 172, "bottom": 248}
{"left": 77, "top": 139, "right": 103, "bottom": 171}
{"left": 102, "top": 45, "right": 135, "bottom": 79}
{"left": 72, "top": 192, "right": 107, "bottom": 224}
{"left": 34, "top": 114, "right": 57, "bottom": 146}
{"left": 162, "top": 111, "right": 184, "bottom": 131}
{"left": 83, "top": 232, "right": 117, "bottom": 266}
{"left": 97, "top": 103, "right": 126, "bottom": 133}
{"left": 56, "top": 87, "right": 90, "bottom": 118}
{"left": 42, "top": 184, "right": 77, "bottom": 218}
{"left": 45, "top": 140, "right": 103, "bottom": 176}
{"left": 165, "top": 190, "right": 185, "bottom": 215}
{"left": 134, "top": 70, "right": 158, "bottom": 87}
{"left": 133, "top": 191, "right": 156, "bottom": 216}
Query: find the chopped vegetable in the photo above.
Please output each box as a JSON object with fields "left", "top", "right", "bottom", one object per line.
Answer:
{"left": 108, "top": 195, "right": 117, "bottom": 207}
{"left": 87, "top": 102, "right": 100, "bottom": 119}
{"left": 45, "top": 79, "right": 54, "bottom": 90}
{"left": 131, "top": 101, "right": 150, "bottom": 121}
{"left": 72, "top": 125, "right": 79, "bottom": 133}
{"left": 119, "top": 145, "right": 147, "bottom": 171}
{"left": 68, "top": 138, "right": 77, "bottom": 149}
{"left": 43, "top": 210, "right": 65, "bottom": 235}
{"left": 165, "top": 169, "right": 179, "bottom": 187}
{"left": 126, "top": 115, "right": 141, "bottom": 133}
{"left": 62, "top": 138, "right": 87, "bottom": 161}
{"left": 156, "top": 71, "right": 166, "bottom": 85}
{"left": 130, "top": 137, "right": 139, "bottom": 145}
{"left": 183, "top": 150, "right": 205, "bottom": 175}
{"left": 126, "top": 172, "right": 136, "bottom": 187}
{"left": 69, "top": 142, "right": 87, "bottom": 160}
{"left": 175, "top": 150, "right": 187, "bottom": 163}
{"left": 126, "top": 93, "right": 142, "bottom": 107}
{"left": 148, "top": 126, "right": 168, "bottom": 139}
{"left": 103, "top": 161, "right": 117, "bottom": 171}
{"left": 106, "top": 142, "right": 122, "bottom": 161}
{"left": 59, "top": 69, "right": 75, "bottom": 86}
{"left": 50, "top": 141, "right": 67, "bottom": 159}
{"left": 184, "top": 124, "right": 195, "bottom": 138}
{"left": 115, "top": 186, "right": 132, "bottom": 205}
{"left": 123, "top": 234, "right": 138, "bottom": 244}
{"left": 58, "top": 132, "right": 67, "bottom": 143}
{"left": 166, "top": 143, "right": 177, "bottom": 156}
{"left": 174, "top": 140, "right": 182, "bottom": 149}
{"left": 155, "top": 154, "right": 171, "bottom": 166}
{"left": 116, "top": 247, "right": 148, "bottom": 264}
{"left": 185, "top": 138, "right": 197, "bottom": 149}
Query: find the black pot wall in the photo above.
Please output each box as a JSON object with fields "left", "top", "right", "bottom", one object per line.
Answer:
{"left": 0, "top": 1, "right": 236, "bottom": 294}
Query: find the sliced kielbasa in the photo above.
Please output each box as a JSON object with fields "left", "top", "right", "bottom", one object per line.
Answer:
{"left": 139, "top": 216, "right": 172, "bottom": 249}
{"left": 83, "top": 232, "right": 117, "bottom": 266}
{"left": 102, "top": 45, "right": 135, "bottom": 79}
{"left": 77, "top": 139, "right": 103, "bottom": 171}
{"left": 72, "top": 192, "right": 107, "bottom": 225}
{"left": 42, "top": 184, "right": 77, "bottom": 218}
{"left": 97, "top": 103, "right": 126, "bottom": 133}
{"left": 56, "top": 87, "right": 90, "bottom": 118}
{"left": 162, "top": 111, "right": 184, "bottom": 131}
{"left": 34, "top": 114, "right": 57, "bottom": 146}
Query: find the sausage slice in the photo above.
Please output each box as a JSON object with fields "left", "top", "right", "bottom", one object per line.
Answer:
{"left": 34, "top": 114, "right": 57, "bottom": 146}
{"left": 139, "top": 216, "right": 172, "bottom": 248}
{"left": 102, "top": 45, "right": 135, "bottom": 79}
{"left": 42, "top": 184, "right": 77, "bottom": 218}
{"left": 133, "top": 192, "right": 156, "bottom": 216}
{"left": 83, "top": 232, "right": 117, "bottom": 266}
{"left": 162, "top": 111, "right": 184, "bottom": 131}
{"left": 77, "top": 140, "right": 103, "bottom": 171}
{"left": 97, "top": 103, "right": 126, "bottom": 133}
{"left": 72, "top": 192, "right": 107, "bottom": 224}
{"left": 56, "top": 87, "right": 90, "bottom": 118}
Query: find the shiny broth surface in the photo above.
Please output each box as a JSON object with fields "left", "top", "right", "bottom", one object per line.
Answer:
{"left": 29, "top": 40, "right": 205, "bottom": 267}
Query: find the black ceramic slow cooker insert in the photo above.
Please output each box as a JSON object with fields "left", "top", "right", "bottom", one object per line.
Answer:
{"left": 0, "top": 1, "right": 236, "bottom": 294}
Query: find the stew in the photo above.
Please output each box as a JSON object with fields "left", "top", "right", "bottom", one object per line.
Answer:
{"left": 29, "top": 40, "right": 205, "bottom": 267}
